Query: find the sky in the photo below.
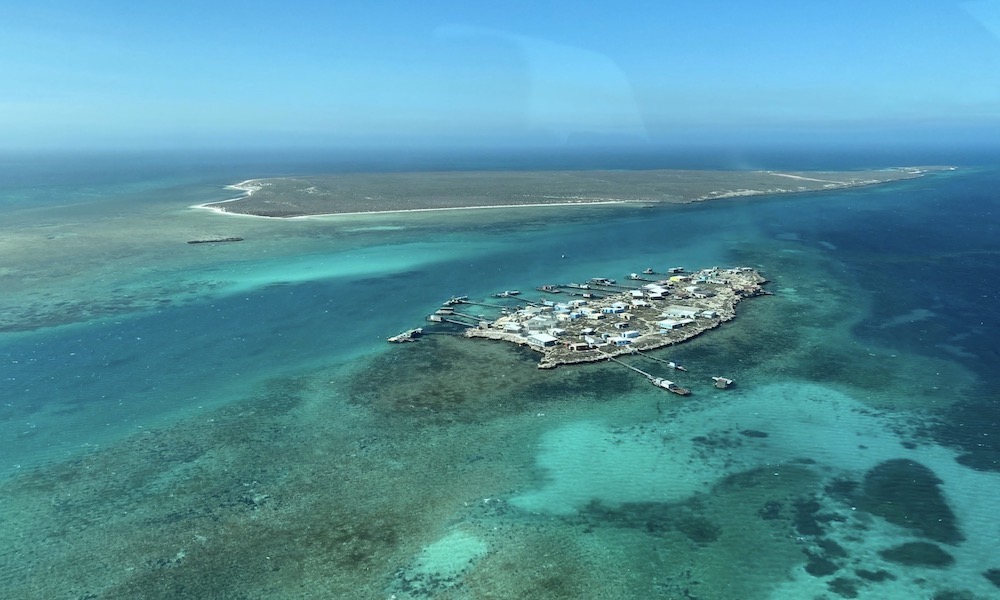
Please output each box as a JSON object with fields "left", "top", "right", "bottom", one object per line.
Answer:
{"left": 2, "top": 1, "right": 1000, "bottom": 152}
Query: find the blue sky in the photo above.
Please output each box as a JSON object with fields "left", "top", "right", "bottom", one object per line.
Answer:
{"left": 2, "top": 1, "right": 1000, "bottom": 151}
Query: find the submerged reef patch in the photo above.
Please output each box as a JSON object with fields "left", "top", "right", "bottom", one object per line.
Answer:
{"left": 878, "top": 542, "right": 955, "bottom": 568}
{"left": 577, "top": 500, "right": 722, "bottom": 544}
{"left": 856, "top": 459, "right": 963, "bottom": 544}
{"left": 985, "top": 568, "right": 1000, "bottom": 588}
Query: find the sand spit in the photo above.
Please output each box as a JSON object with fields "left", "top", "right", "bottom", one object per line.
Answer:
{"left": 193, "top": 167, "right": 949, "bottom": 219}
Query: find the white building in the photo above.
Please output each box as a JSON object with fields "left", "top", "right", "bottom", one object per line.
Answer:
{"left": 658, "top": 318, "right": 695, "bottom": 331}
{"left": 526, "top": 332, "right": 558, "bottom": 348}
{"left": 663, "top": 305, "right": 700, "bottom": 319}
{"left": 525, "top": 315, "right": 557, "bottom": 331}
{"left": 601, "top": 303, "right": 627, "bottom": 314}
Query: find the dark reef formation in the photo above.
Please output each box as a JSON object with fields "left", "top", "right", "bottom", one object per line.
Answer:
{"left": 855, "top": 459, "right": 963, "bottom": 544}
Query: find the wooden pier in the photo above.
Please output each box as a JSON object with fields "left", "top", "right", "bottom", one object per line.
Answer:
{"left": 443, "top": 318, "right": 474, "bottom": 327}
{"left": 450, "top": 310, "right": 488, "bottom": 322}
{"left": 604, "top": 354, "right": 656, "bottom": 378}
{"left": 554, "top": 285, "right": 606, "bottom": 299}
{"left": 629, "top": 349, "right": 687, "bottom": 371}
{"left": 456, "top": 299, "right": 510, "bottom": 309}
{"left": 603, "top": 354, "right": 690, "bottom": 395}
{"left": 428, "top": 314, "right": 476, "bottom": 327}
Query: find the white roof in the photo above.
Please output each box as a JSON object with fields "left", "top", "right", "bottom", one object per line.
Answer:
{"left": 665, "top": 305, "right": 699, "bottom": 314}
{"left": 527, "top": 332, "right": 558, "bottom": 343}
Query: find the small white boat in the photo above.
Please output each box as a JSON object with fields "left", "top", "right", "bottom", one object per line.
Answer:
{"left": 388, "top": 328, "right": 423, "bottom": 343}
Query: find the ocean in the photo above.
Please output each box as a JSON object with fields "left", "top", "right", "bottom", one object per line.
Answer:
{"left": 1, "top": 149, "right": 998, "bottom": 599}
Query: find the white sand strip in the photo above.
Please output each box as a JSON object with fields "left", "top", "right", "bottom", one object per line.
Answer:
{"left": 769, "top": 172, "right": 842, "bottom": 184}
{"left": 189, "top": 199, "right": 635, "bottom": 220}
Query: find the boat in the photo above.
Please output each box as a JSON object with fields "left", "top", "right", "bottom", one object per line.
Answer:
{"left": 651, "top": 378, "right": 691, "bottom": 395}
{"left": 642, "top": 268, "right": 655, "bottom": 275}
{"left": 492, "top": 290, "right": 521, "bottom": 298}
{"left": 536, "top": 285, "right": 561, "bottom": 294}
{"left": 666, "top": 361, "right": 687, "bottom": 371}
{"left": 712, "top": 376, "right": 734, "bottom": 389}
{"left": 444, "top": 295, "right": 468, "bottom": 305}
{"left": 187, "top": 237, "right": 244, "bottom": 244}
{"left": 388, "top": 328, "right": 423, "bottom": 343}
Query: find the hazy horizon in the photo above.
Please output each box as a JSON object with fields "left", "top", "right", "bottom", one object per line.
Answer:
{"left": 3, "top": 2, "right": 1000, "bottom": 153}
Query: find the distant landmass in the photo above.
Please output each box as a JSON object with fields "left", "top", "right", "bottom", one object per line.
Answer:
{"left": 196, "top": 167, "right": 950, "bottom": 218}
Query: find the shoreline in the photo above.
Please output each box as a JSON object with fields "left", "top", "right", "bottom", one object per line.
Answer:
{"left": 191, "top": 167, "right": 951, "bottom": 220}
{"left": 191, "top": 198, "right": 640, "bottom": 219}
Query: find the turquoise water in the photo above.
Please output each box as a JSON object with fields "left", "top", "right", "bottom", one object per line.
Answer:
{"left": 1, "top": 155, "right": 999, "bottom": 599}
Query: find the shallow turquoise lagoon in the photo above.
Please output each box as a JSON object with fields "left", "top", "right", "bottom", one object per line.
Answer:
{"left": 1, "top": 158, "right": 998, "bottom": 599}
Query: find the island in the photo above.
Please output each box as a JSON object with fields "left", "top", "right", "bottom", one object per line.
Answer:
{"left": 423, "top": 266, "right": 768, "bottom": 370}
{"left": 194, "top": 167, "right": 948, "bottom": 218}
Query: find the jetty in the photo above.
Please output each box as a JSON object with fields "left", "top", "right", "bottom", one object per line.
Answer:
{"left": 604, "top": 355, "right": 691, "bottom": 395}
{"left": 629, "top": 348, "right": 686, "bottom": 370}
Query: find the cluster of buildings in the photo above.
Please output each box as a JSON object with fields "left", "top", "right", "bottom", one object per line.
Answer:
{"left": 464, "top": 266, "right": 767, "bottom": 368}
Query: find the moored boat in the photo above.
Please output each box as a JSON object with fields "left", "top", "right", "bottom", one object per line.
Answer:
{"left": 651, "top": 377, "right": 691, "bottom": 395}
{"left": 388, "top": 328, "right": 423, "bottom": 343}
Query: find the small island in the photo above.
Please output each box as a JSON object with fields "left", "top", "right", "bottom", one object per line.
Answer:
{"left": 195, "top": 167, "right": 949, "bottom": 218}
{"left": 421, "top": 266, "right": 769, "bottom": 370}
